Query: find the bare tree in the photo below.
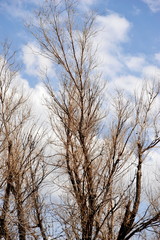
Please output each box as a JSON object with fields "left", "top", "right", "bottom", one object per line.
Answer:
{"left": 0, "top": 42, "right": 49, "bottom": 240}
{"left": 29, "top": 0, "right": 160, "bottom": 239}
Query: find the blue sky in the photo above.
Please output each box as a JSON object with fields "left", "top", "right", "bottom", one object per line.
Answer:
{"left": 0, "top": 0, "right": 160, "bottom": 92}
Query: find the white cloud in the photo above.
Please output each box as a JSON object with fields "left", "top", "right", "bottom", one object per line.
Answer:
{"left": 108, "top": 75, "right": 143, "bottom": 94}
{"left": 22, "top": 42, "right": 56, "bottom": 78}
{"left": 31, "top": 83, "right": 49, "bottom": 120}
{"left": 14, "top": 73, "right": 49, "bottom": 123}
{"left": 96, "top": 14, "right": 130, "bottom": 44}
{"left": 94, "top": 13, "right": 131, "bottom": 79}
{"left": 142, "top": 65, "right": 160, "bottom": 78}
{"left": 142, "top": 0, "right": 160, "bottom": 12}
{"left": 125, "top": 56, "right": 146, "bottom": 72}
{"left": 143, "top": 150, "right": 160, "bottom": 188}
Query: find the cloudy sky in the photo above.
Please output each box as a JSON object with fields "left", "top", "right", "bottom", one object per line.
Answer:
{"left": 0, "top": 0, "right": 160, "bottom": 205}
{"left": 0, "top": 0, "right": 160, "bottom": 91}
{"left": 0, "top": 0, "right": 160, "bottom": 117}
